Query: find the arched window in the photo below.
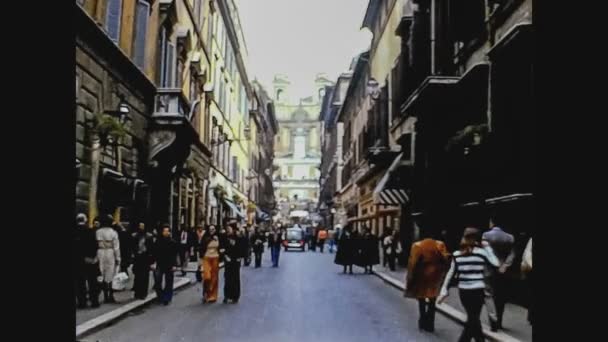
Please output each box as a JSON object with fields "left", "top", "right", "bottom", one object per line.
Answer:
{"left": 276, "top": 89, "right": 283, "bottom": 101}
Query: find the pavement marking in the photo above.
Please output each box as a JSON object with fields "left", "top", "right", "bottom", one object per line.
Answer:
{"left": 369, "top": 268, "right": 523, "bottom": 342}
{"left": 76, "top": 277, "right": 192, "bottom": 339}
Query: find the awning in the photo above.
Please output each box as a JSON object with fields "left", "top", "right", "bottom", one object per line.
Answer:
{"left": 373, "top": 153, "right": 410, "bottom": 206}
{"left": 485, "top": 193, "right": 533, "bottom": 205}
{"left": 256, "top": 208, "right": 271, "bottom": 222}
{"left": 99, "top": 169, "right": 146, "bottom": 208}
{"left": 400, "top": 76, "right": 459, "bottom": 119}
{"left": 223, "top": 199, "right": 245, "bottom": 219}
{"left": 289, "top": 210, "right": 309, "bottom": 218}
{"left": 488, "top": 23, "right": 532, "bottom": 59}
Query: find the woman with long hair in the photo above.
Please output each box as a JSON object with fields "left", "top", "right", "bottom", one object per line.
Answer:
{"left": 200, "top": 225, "right": 222, "bottom": 303}
{"left": 438, "top": 228, "right": 499, "bottom": 341}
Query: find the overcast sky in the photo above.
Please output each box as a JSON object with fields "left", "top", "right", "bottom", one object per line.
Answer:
{"left": 236, "top": 0, "right": 371, "bottom": 100}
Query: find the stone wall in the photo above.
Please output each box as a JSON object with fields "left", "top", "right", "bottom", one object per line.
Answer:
{"left": 75, "top": 40, "right": 153, "bottom": 218}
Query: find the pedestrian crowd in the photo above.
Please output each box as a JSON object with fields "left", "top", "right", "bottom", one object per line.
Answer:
{"left": 334, "top": 225, "right": 380, "bottom": 274}
{"left": 75, "top": 212, "right": 290, "bottom": 309}
{"left": 333, "top": 218, "right": 532, "bottom": 342}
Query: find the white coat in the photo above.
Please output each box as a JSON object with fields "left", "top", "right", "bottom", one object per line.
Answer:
{"left": 97, "top": 227, "right": 121, "bottom": 283}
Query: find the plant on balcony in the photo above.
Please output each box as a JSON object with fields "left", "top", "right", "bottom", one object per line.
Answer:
{"left": 247, "top": 202, "right": 257, "bottom": 212}
{"left": 92, "top": 113, "right": 127, "bottom": 145}
{"left": 445, "top": 124, "right": 489, "bottom": 152}
{"left": 233, "top": 195, "right": 243, "bottom": 204}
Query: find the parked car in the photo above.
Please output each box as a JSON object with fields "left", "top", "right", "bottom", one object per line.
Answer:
{"left": 283, "top": 227, "right": 305, "bottom": 252}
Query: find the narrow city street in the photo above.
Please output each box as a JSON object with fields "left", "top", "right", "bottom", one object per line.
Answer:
{"left": 75, "top": 0, "right": 535, "bottom": 340}
{"left": 82, "top": 251, "right": 462, "bottom": 342}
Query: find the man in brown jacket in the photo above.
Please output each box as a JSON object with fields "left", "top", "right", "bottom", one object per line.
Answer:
{"left": 405, "top": 228, "right": 450, "bottom": 332}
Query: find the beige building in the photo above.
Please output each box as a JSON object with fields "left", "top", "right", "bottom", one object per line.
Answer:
{"left": 272, "top": 74, "right": 333, "bottom": 223}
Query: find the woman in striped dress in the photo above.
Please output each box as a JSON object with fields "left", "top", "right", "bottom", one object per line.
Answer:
{"left": 438, "top": 229, "right": 499, "bottom": 342}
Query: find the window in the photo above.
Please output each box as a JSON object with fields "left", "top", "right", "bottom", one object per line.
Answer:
{"left": 159, "top": 25, "right": 176, "bottom": 87}
{"left": 75, "top": 73, "right": 79, "bottom": 98}
{"left": 190, "top": 74, "right": 200, "bottom": 130}
{"left": 176, "top": 54, "right": 186, "bottom": 88}
{"left": 232, "top": 156, "right": 238, "bottom": 181}
{"left": 132, "top": 0, "right": 150, "bottom": 69}
{"left": 207, "top": 9, "right": 215, "bottom": 45}
{"left": 106, "top": 0, "right": 123, "bottom": 43}
{"left": 294, "top": 136, "right": 306, "bottom": 159}
{"left": 190, "top": 74, "right": 198, "bottom": 102}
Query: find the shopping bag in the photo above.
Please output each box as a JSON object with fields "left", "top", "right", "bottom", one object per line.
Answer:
{"left": 112, "top": 272, "right": 129, "bottom": 291}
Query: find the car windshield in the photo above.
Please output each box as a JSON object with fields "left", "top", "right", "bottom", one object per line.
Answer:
{"left": 286, "top": 229, "right": 303, "bottom": 240}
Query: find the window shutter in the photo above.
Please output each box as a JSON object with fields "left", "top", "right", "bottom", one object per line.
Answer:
{"left": 167, "top": 42, "right": 176, "bottom": 87}
{"left": 106, "top": 0, "right": 123, "bottom": 43}
{"left": 133, "top": 1, "right": 150, "bottom": 69}
{"left": 159, "top": 27, "right": 167, "bottom": 86}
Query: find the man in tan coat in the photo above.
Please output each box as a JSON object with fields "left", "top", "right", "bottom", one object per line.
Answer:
{"left": 405, "top": 228, "right": 450, "bottom": 332}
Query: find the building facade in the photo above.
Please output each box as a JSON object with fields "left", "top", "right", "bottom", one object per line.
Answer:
{"left": 272, "top": 74, "right": 333, "bottom": 225}
{"left": 318, "top": 73, "right": 352, "bottom": 229}
{"left": 76, "top": 0, "right": 214, "bottom": 234}
{"left": 76, "top": 0, "right": 269, "bottom": 235}
{"left": 203, "top": 0, "right": 254, "bottom": 226}
{"left": 320, "top": 1, "right": 534, "bottom": 286}
{"left": 250, "top": 81, "right": 279, "bottom": 227}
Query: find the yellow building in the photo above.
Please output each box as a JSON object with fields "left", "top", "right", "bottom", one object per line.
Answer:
{"left": 205, "top": 0, "right": 253, "bottom": 225}
{"left": 272, "top": 74, "right": 333, "bottom": 224}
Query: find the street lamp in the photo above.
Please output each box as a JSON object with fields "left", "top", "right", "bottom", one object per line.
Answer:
{"left": 105, "top": 100, "right": 130, "bottom": 124}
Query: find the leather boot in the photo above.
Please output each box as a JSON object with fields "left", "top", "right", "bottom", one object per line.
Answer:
{"left": 101, "top": 282, "right": 109, "bottom": 303}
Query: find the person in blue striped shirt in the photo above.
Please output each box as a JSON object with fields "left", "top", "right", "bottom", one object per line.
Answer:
{"left": 438, "top": 228, "right": 499, "bottom": 342}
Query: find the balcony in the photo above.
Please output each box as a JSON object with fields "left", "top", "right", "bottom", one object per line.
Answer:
{"left": 153, "top": 88, "right": 192, "bottom": 121}
{"left": 148, "top": 88, "right": 208, "bottom": 171}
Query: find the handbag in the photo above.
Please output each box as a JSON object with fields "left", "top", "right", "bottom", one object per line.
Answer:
{"left": 112, "top": 272, "right": 129, "bottom": 291}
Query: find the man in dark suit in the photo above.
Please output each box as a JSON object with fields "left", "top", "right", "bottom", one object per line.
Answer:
{"left": 482, "top": 218, "right": 515, "bottom": 331}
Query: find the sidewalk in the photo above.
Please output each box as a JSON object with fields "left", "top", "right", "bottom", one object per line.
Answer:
{"left": 368, "top": 265, "right": 531, "bottom": 342}
{"left": 76, "top": 263, "right": 196, "bottom": 339}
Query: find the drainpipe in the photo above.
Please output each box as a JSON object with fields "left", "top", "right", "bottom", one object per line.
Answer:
{"left": 169, "top": 179, "right": 174, "bottom": 228}
{"left": 485, "top": 0, "right": 494, "bottom": 132}
{"left": 430, "top": 0, "right": 436, "bottom": 75}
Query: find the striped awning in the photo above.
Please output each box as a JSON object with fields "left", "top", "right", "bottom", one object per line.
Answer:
{"left": 373, "top": 153, "right": 410, "bottom": 206}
